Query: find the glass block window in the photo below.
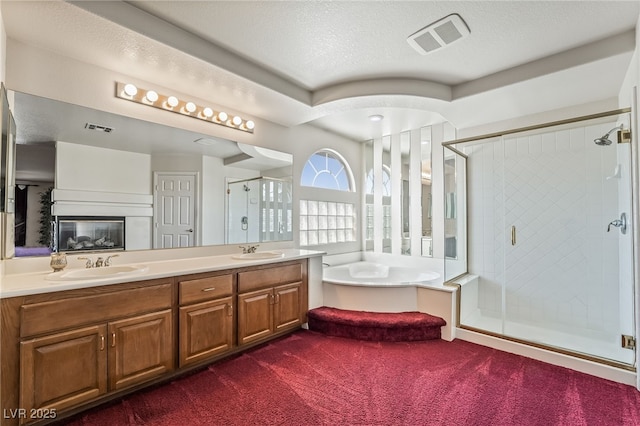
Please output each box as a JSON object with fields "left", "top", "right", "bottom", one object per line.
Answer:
{"left": 364, "top": 203, "right": 392, "bottom": 241}
{"left": 365, "top": 204, "right": 374, "bottom": 240}
{"left": 300, "top": 200, "right": 356, "bottom": 246}
{"left": 301, "top": 149, "right": 355, "bottom": 191}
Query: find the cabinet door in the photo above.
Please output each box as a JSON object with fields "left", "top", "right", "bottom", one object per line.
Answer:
{"left": 274, "top": 282, "right": 302, "bottom": 332}
{"left": 20, "top": 325, "right": 107, "bottom": 417}
{"left": 179, "top": 297, "right": 234, "bottom": 367}
{"left": 108, "top": 309, "right": 173, "bottom": 391}
{"left": 237, "top": 288, "right": 273, "bottom": 345}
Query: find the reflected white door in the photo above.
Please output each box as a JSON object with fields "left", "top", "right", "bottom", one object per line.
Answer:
{"left": 154, "top": 173, "right": 197, "bottom": 249}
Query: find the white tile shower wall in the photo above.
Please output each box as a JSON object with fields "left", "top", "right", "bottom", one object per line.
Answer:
{"left": 468, "top": 122, "right": 621, "bottom": 338}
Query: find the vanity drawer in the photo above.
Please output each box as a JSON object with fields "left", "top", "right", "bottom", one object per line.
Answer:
{"left": 179, "top": 274, "right": 233, "bottom": 305}
{"left": 238, "top": 262, "right": 303, "bottom": 293}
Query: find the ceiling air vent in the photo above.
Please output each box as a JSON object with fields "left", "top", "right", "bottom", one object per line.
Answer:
{"left": 407, "top": 13, "right": 470, "bottom": 55}
{"left": 85, "top": 123, "right": 113, "bottom": 133}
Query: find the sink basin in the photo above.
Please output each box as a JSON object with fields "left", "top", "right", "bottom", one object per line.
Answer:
{"left": 231, "top": 251, "right": 285, "bottom": 260}
{"left": 45, "top": 265, "right": 149, "bottom": 281}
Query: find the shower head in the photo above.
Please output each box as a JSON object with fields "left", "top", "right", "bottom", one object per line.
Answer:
{"left": 594, "top": 124, "right": 623, "bottom": 146}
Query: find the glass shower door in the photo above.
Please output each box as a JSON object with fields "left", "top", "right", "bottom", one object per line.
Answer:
{"left": 502, "top": 119, "right": 635, "bottom": 365}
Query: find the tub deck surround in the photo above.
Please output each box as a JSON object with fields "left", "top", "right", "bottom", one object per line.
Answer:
{"left": 319, "top": 254, "right": 457, "bottom": 342}
{"left": 0, "top": 249, "right": 324, "bottom": 298}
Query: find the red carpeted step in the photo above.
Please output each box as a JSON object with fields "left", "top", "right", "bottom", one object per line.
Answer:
{"left": 307, "top": 306, "right": 446, "bottom": 342}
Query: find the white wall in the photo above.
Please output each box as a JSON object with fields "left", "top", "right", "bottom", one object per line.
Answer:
{"left": 57, "top": 142, "right": 151, "bottom": 194}
{"left": 620, "top": 13, "right": 640, "bottom": 390}
{"left": 0, "top": 5, "right": 5, "bottom": 84}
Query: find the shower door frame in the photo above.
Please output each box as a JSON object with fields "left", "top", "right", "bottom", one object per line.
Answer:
{"left": 444, "top": 107, "right": 638, "bottom": 371}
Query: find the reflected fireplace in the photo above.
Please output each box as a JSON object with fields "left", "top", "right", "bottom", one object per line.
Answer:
{"left": 55, "top": 216, "right": 125, "bottom": 253}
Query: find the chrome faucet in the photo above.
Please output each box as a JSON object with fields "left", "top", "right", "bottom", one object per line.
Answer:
{"left": 78, "top": 256, "right": 94, "bottom": 268}
{"left": 239, "top": 245, "right": 259, "bottom": 254}
{"left": 78, "top": 254, "right": 119, "bottom": 268}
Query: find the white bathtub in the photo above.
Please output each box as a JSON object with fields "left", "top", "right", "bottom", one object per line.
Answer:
{"left": 323, "top": 261, "right": 440, "bottom": 287}
{"left": 319, "top": 256, "right": 455, "bottom": 340}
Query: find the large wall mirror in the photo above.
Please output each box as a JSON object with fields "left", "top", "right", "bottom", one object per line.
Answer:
{"left": 420, "top": 126, "right": 432, "bottom": 257}
{"left": 10, "top": 91, "right": 293, "bottom": 258}
{"left": 443, "top": 146, "right": 467, "bottom": 280}
{"left": 364, "top": 126, "right": 432, "bottom": 257}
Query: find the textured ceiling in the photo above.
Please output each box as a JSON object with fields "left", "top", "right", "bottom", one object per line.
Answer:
{"left": 2, "top": 0, "right": 639, "bottom": 142}
{"left": 129, "top": 0, "right": 637, "bottom": 88}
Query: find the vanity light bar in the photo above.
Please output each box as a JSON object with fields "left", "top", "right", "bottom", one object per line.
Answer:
{"left": 115, "top": 82, "right": 255, "bottom": 133}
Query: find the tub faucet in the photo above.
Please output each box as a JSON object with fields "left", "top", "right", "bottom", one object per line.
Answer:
{"left": 105, "top": 254, "right": 119, "bottom": 266}
{"left": 94, "top": 257, "right": 104, "bottom": 267}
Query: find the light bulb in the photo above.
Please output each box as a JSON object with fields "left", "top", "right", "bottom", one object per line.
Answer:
{"left": 217, "top": 111, "right": 228, "bottom": 122}
{"left": 202, "top": 107, "right": 214, "bottom": 118}
{"left": 185, "top": 102, "right": 197, "bottom": 113}
{"left": 145, "top": 90, "right": 158, "bottom": 103}
{"left": 368, "top": 114, "right": 384, "bottom": 122}
{"left": 245, "top": 120, "right": 255, "bottom": 130}
{"left": 123, "top": 83, "right": 138, "bottom": 97}
{"left": 166, "top": 96, "right": 179, "bottom": 108}
{"left": 232, "top": 116, "right": 242, "bottom": 126}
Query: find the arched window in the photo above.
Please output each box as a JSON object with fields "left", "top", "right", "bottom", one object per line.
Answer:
{"left": 299, "top": 149, "right": 357, "bottom": 247}
{"left": 300, "top": 149, "right": 354, "bottom": 191}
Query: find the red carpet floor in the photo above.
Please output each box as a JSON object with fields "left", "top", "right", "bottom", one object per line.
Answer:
{"left": 58, "top": 330, "right": 640, "bottom": 426}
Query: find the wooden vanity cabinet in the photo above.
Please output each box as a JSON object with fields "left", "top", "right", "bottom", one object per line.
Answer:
{"left": 107, "top": 309, "right": 173, "bottom": 391}
{"left": 1, "top": 258, "right": 310, "bottom": 425}
{"left": 237, "top": 261, "right": 307, "bottom": 346}
{"left": 16, "top": 280, "right": 174, "bottom": 423}
{"left": 19, "top": 309, "right": 173, "bottom": 418}
{"left": 178, "top": 273, "right": 234, "bottom": 367}
{"left": 20, "top": 325, "right": 108, "bottom": 416}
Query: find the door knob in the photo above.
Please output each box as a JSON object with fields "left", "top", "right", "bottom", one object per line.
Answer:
{"left": 186, "top": 228, "right": 194, "bottom": 233}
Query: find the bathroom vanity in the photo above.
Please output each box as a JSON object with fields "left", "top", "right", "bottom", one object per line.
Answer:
{"left": 0, "top": 251, "right": 317, "bottom": 425}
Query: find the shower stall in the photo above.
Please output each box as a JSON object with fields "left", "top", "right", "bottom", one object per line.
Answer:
{"left": 449, "top": 111, "right": 636, "bottom": 367}
{"left": 226, "top": 177, "right": 293, "bottom": 244}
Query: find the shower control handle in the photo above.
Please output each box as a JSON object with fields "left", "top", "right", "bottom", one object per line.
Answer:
{"left": 607, "top": 213, "right": 627, "bottom": 234}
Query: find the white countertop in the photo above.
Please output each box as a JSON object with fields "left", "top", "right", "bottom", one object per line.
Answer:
{"left": 0, "top": 249, "right": 324, "bottom": 298}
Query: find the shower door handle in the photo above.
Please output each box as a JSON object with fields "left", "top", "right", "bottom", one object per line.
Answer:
{"left": 511, "top": 226, "right": 516, "bottom": 246}
{"left": 607, "top": 213, "right": 627, "bottom": 234}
